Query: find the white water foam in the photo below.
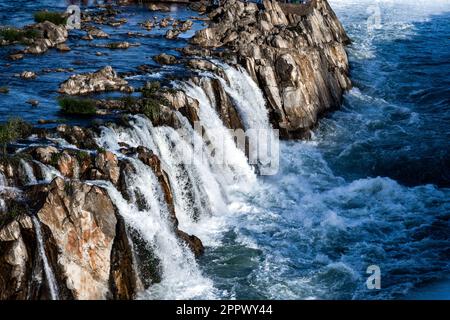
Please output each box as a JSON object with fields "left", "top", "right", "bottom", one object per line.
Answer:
{"left": 90, "top": 157, "right": 217, "bottom": 299}
{"left": 31, "top": 216, "right": 60, "bottom": 300}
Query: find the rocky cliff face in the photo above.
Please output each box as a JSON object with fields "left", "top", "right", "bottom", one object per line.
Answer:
{"left": 190, "top": 0, "right": 351, "bottom": 138}
{"left": 0, "top": 0, "right": 350, "bottom": 299}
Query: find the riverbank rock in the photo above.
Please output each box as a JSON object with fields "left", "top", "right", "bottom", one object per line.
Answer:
{"left": 25, "top": 21, "right": 68, "bottom": 55}
{"left": 190, "top": 0, "right": 351, "bottom": 138}
{"left": 59, "top": 66, "right": 133, "bottom": 95}
{"left": 153, "top": 53, "right": 176, "bottom": 65}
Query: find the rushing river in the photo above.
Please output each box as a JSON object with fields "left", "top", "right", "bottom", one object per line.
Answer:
{"left": 1, "top": 0, "right": 449, "bottom": 300}
{"left": 194, "top": 0, "right": 450, "bottom": 300}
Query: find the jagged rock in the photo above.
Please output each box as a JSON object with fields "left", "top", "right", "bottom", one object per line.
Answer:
{"left": 179, "top": 19, "right": 193, "bottom": 32}
{"left": 93, "top": 151, "right": 120, "bottom": 185}
{"left": 36, "top": 178, "right": 117, "bottom": 299}
{"left": 153, "top": 53, "right": 176, "bottom": 65}
{"left": 190, "top": 0, "right": 351, "bottom": 137}
{"left": 33, "top": 146, "right": 58, "bottom": 163}
{"left": 25, "top": 21, "right": 68, "bottom": 55}
{"left": 33, "top": 21, "right": 68, "bottom": 44}
{"left": 0, "top": 215, "right": 33, "bottom": 300}
{"left": 148, "top": 3, "right": 170, "bottom": 12}
{"left": 87, "top": 27, "right": 110, "bottom": 39}
{"left": 20, "top": 71, "right": 36, "bottom": 79}
{"left": 55, "top": 124, "right": 98, "bottom": 150}
{"left": 162, "top": 89, "right": 200, "bottom": 126}
{"left": 187, "top": 59, "right": 218, "bottom": 72}
{"left": 59, "top": 66, "right": 133, "bottom": 95}
{"left": 165, "top": 29, "right": 180, "bottom": 39}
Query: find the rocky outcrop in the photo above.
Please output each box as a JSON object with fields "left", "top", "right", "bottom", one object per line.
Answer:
{"left": 59, "top": 66, "right": 133, "bottom": 95}
{"left": 36, "top": 178, "right": 117, "bottom": 299}
{"left": 25, "top": 22, "right": 69, "bottom": 55}
{"left": 190, "top": 0, "right": 351, "bottom": 138}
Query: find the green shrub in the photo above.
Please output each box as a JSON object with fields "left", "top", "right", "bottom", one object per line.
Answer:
{"left": 58, "top": 97, "right": 97, "bottom": 116}
{"left": 142, "top": 81, "right": 161, "bottom": 98}
{"left": 0, "top": 118, "right": 32, "bottom": 155}
{"left": 0, "top": 28, "right": 39, "bottom": 42}
{"left": 34, "top": 11, "right": 67, "bottom": 25}
{"left": 142, "top": 98, "right": 161, "bottom": 122}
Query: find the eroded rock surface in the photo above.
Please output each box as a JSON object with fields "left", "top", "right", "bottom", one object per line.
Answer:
{"left": 59, "top": 66, "right": 133, "bottom": 95}
{"left": 190, "top": 0, "right": 351, "bottom": 137}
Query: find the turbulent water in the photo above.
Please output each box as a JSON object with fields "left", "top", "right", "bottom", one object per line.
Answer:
{"left": 1, "top": 0, "right": 449, "bottom": 300}
{"left": 190, "top": 0, "right": 450, "bottom": 300}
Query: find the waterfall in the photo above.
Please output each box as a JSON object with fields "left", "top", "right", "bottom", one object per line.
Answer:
{"left": 97, "top": 116, "right": 228, "bottom": 230}
{"left": 177, "top": 80, "right": 256, "bottom": 187}
{"left": 33, "top": 161, "right": 61, "bottom": 183}
{"left": 206, "top": 62, "right": 279, "bottom": 175}
{"left": 90, "top": 157, "right": 216, "bottom": 299}
{"left": 19, "top": 159, "right": 37, "bottom": 185}
{"left": 31, "top": 216, "right": 60, "bottom": 300}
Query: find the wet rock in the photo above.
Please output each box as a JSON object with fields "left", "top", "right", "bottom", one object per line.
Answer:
{"left": 93, "top": 151, "right": 120, "bottom": 185}
{"left": 190, "top": 0, "right": 351, "bottom": 137}
{"left": 20, "top": 71, "right": 37, "bottom": 79}
{"left": 56, "top": 43, "right": 71, "bottom": 52}
{"left": 179, "top": 19, "right": 193, "bottom": 32}
{"left": 148, "top": 3, "right": 170, "bottom": 12}
{"left": 187, "top": 59, "right": 218, "bottom": 72}
{"left": 165, "top": 29, "right": 180, "bottom": 40}
{"left": 26, "top": 99, "right": 39, "bottom": 107}
{"left": 9, "top": 53, "right": 24, "bottom": 61}
{"left": 0, "top": 215, "right": 34, "bottom": 300}
{"left": 87, "top": 27, "right": 110, "bottom": 39}
{"left": 176, "top": 230, "right": 204, "bottom": 257}
{"left": 59, "top": 66, "right": 133, "bottom": 95}
{"left": 33, "top": 146, "right": 58, "bottom": 163}
{"left": 36, "top": 178, "right": 117, "bottom": 299}
{"left": 159, "top": 18, "right": 170, "bottom": 28}
{"left": 55, "top": 124, "right": 98, "bottom": 150}
{"left": 153, "top": 53, "right": 176, "bottom": 65}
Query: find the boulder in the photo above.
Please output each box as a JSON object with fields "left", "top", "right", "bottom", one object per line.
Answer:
{"left": 59, "top": 66, "right": 133, "bottom": 95}
{"left": 36, "top": 178, "right": 117, "bottom": 300}
{"left": 153, "top": 53, "right": 176, "bottom": 65}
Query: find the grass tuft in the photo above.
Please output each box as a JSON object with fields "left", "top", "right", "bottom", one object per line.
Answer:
{"left": 34, "top": 11, "right": 67, "bottom": 25}
{"left": 58, "top": 97, "right": 97, "bottom": 116}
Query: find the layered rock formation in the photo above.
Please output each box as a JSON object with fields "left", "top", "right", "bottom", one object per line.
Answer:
{"left": 190, "top": 0, "right": 351, "bottom": 138}
{"left": 59, "top": 66, "right": 133, "bottom": 95}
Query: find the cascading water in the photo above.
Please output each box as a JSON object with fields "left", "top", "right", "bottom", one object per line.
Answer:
{"left": 31, "top": 216, "right": 60, "bottom": 300}
{"left": 177, "top": 80, "right": 256, "bottom": 187}
{"left": 90, "top": 157, "right": 216, "bottom": 299}
{"left": 19, "top": 159, "right": 37, "bottom": 185}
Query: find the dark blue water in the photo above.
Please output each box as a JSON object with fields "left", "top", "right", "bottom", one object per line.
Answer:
{"left": 0, "top": 0, "right": 203, "bottom": 125}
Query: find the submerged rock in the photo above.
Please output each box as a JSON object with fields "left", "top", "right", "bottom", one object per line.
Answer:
{"left": 59, "top": 66, "right": 133, "bottom": 95}
{"left": 153, "top": 53, "right": 177, "bottom": 65}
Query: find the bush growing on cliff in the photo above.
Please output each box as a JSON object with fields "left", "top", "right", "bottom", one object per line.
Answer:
{"left": 58, "top": 97, "right": 97, "bottom": 116}
{"left": 0, "top": 118, "right": 32, "bottom": 155}
{"left": 34, "top": 11, "right": 67, "bottom": 25}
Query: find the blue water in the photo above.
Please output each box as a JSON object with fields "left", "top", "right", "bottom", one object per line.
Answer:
{"left": 196, "top": 0, "right": 450, "bottom": 299}
{"left": 0, "top": 0, "right": 203, "bottom": 125}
